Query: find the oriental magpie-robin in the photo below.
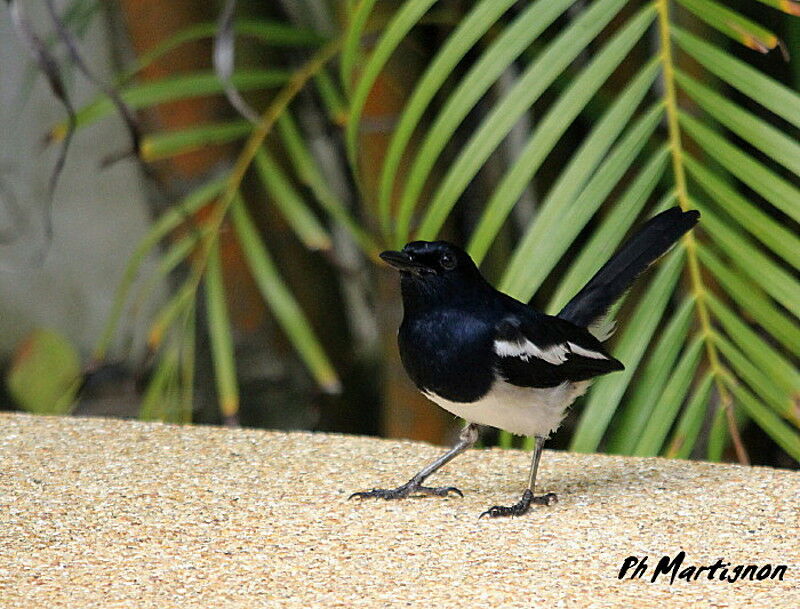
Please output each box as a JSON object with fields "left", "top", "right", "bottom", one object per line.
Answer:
{"left": 351, "top": 207, "right": 699, "bottom": 518}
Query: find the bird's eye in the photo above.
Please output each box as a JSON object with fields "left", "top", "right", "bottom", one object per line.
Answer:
{"left": 440, "top": 252, "right": 456, "bottom": 270}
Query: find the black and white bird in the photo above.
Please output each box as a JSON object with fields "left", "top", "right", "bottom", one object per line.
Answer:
{"left": 351, "top": 207, "right": 700, "bottom": 517}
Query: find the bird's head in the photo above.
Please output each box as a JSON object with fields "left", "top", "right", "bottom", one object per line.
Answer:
{"left": 380, "top": 241, "right": 489, "bottom": 309}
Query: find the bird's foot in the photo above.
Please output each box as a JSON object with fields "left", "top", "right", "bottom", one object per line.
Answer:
{"left": 479, "top": 489, "right": 558, "bottom": 518}
{"left": 349, "top": 479, "right": 463, "bottom": 501}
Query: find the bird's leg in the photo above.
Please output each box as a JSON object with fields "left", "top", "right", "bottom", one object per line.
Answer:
{"left": 480, "top": 435, "right": 557, "bottom": 518}
{"left": 350, "top": 423, "right": 479, "bottom": 501}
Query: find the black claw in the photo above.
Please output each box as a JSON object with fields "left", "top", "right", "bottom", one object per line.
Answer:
{"left": 479, "top": 489, "right": 558, "bottom": 518}
{"left": 349, "top": 481, "right": 463, "bottom": 501}
{"left": 533, "top": 492, "right": 558, "bottom": 506}
{"left": 442, "top": 486, "right": 464, "bottom": 498}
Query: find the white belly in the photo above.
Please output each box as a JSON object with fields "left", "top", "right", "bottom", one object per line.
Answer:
{"left": 425, "top": 379, "right": 591, "bottom": 438}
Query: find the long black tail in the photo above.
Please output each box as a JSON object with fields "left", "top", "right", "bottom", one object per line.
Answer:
{"left": 558, "top": 207, "right": 700, "bottom": 328}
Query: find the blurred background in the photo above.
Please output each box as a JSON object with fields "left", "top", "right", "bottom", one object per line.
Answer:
{"left": 1, "top": 0, "right": 798, "bottom": 469}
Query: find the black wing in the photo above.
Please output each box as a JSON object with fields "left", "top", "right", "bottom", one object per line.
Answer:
{"left": 493, "top": 314, "right": 624, "bottom": 388}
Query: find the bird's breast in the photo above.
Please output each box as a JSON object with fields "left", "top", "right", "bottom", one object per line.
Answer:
{"left": 397, "top": 310, "right": 495, "bottom": 403}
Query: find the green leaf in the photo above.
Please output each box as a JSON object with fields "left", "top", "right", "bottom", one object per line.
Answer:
{"left": 706, "top": 405, "right": 730, "bottom": 462}
{"left": 231, "top": 197, "right": 341, "bottom": 393}
{"left": 155, "top": 231, "right": 204, "bottom": 276}
{"left": 696, "top": 244, "right": 800, "bottom": 357}
{"left": 140, "top": 346, "right": 180, "bottom": 421}
{"left": 706, "top": 402, "right": 752, "bottom": 463}
{"left": 391, "top": 0, "right": 576, "bottom": 243}
{"left": 121, "top": 19, "right": 326, "bottom": 84}
{"left": 547, "top": 146, "right": 670, "bottom": 313}
{"left": 412, "top": 0, "right": 630, "bottom": 244}
{"left": 501, "top": 100, "right": 664, "bottom": 301}
{"left": 141, "top": 121, "right": 252, "bottom": 161}
{"left": 676, "top": 69, "right": 800, "bottom": 176}
{"left": 345, "top": 0, "right": 439, "bottom": 169}
{"left": 7, "top": 329, "right": 81, "bottom": 415}
{"left": 679, "top": 111, "right": 800, "bottom": 223}
{"left": 314, "top": 69, "right": 347, "bottom": 124}
{"left": 276, "top": 113, "right": 378, "bottom": 254}
{"left": 498, "top": 430, "right": 515, "bottom": 450}
{"left": 205, "top": 241, "right": 240, "bottom": 422}
{"left": 607, "top": 295, "right": 695, "bottom": 454}
{"left": 714, "top": 333, "right": 798, "bottom": 425}
{"left": 724, "top": 377, "right": 800, "bottom": 463}
{"left": 696, "top": 202, "right": 800, "bottom": 318}
{"left": 665, "top": 372, "right": 715, "bottom": 459}
{"left": 180, "top": 304, "right": 196, "bottom": 424}
{"left": 633, "top": 334, "right": 705, "bottom": 456}
{"left": 684, "top": 155, "right": 800, "bottom": 269}
{"left": 340, "top": 0, "right": 378, "bottom": 96}
{"left": 673, "top": 27, "right": 800, "bottom": 129}
{"left": 254, "top": 148, "right": 332, "bottom": 251}
{"left": 752, "top": 0, "right": 800, "bottom": 15}
{"left": 675, "top": 0, "right": 779, "bottom": 53}
{"left": 148, "top": 280, "right": 196, "bottom": 351}
{"left": 570, "top": 248, "right": 687, "bottom": 452}
{"left": 51, "top": 71, "right": 288, "bottom": 139}
{"left": 390, "top": 0, "right": 594, "bottom": 244}
{"left": 376, "top": 0, "right": 519, "bottom": 240}
{"left": 705, "top": 292, "right": 800, "bottom": 395}
{"left": 93, "top": 178, "right": 226, "bottom": 361}
{"left": 128, "top": 229, "right": 207, "bottom": 334}
{"left": 467, "top": 8, "right": 659, "bottom": 262}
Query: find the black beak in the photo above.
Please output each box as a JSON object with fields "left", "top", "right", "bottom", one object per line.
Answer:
{"left": 379, "top": 250, "right": 427, "bottom": 274}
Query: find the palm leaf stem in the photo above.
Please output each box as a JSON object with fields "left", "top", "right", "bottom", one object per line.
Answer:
{"left": 147, "top": 36, "right": 342, "bottom": 348}
{"left": 656, "top": 0, "right": 747, "bottom": 464}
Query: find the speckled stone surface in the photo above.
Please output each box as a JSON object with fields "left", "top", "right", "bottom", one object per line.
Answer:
{"left": 1, "top": 413, "right": 798, "bottom": 608}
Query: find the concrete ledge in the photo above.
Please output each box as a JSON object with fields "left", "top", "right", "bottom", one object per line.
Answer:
{"left": 1, "top": 413, "right": 798, "bottom": 608}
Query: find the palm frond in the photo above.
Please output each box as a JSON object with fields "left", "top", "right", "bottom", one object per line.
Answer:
{"left": 344, "top": 0, "right": 800, "bottom": 461}
{"left": 57, "top": 0, "right": 798, "bottom": 457}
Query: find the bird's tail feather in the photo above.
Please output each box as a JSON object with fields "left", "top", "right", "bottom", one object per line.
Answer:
{"left": 558, "top": 207, "right": 700, "bottom": 328}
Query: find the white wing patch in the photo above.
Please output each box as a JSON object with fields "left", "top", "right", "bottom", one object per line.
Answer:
{"left": 567, "top": 342, "right": 608, "bottom": 360}
{"left": 588, "top": 316, "right": 617, "bottom": 341}
{"left": 494, "top": 338, "right": 608, "bottom": 364}
{"left": 494, "top": 338, "right": 569, "bottom": 365}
